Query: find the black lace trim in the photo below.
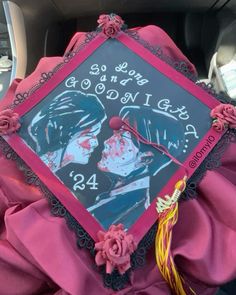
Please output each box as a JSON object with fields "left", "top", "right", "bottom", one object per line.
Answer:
{"left": 1, "top": 27, "right": 236, "bottom": 291}
{"left": 181, "top": 128, "right": 236, "bottom": 200}
{"left": 196, "top": 81, "right": 236, "bottom": 109}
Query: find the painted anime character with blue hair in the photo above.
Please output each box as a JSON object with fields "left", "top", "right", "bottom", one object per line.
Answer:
{"left": 27, "top": 90, "right": 107, "bottom": 172}
{"left": 89, "top": 106, "right": 185, "bottom": 230}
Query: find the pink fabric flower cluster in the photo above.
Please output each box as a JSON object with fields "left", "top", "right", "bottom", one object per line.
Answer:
{"left": 97, "top": 14, "right": 124, "bottom": 38}
{"left": 210, "top": 103, "right": 236, "bottom": 132}
{"left": 0, "top": 109, "right": 21, "bottom": 135}
{"left": 95, "top": 224, "right": 137, "bottom": 274}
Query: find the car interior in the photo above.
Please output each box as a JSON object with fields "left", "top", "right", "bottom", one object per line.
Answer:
{"left": 0, "top": 0, "right": 235, "bottom": 293}
{"left": 1, "top": 0, "right": 236, "bottom": 100}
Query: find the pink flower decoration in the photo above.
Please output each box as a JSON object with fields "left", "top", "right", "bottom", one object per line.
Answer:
{"left": 97, "top": 14, "right": 124, "bottom": 38}
{"left": 0, "top": 109, "right": 21, "bottom": 135}
{"left": 102, "top": 21, "right": 120, "bottom": 38}
{"left": 111, "top": 15, "right": 124, "bottom": 26}
{"left": 212, "top": 119, "right": 226, "bottom": 132}
{"left": 97, "top": 14, "right": 111, "bottom": 27}
{"left": 210, "top": 103, "right": 236, "bottom": 129}
{"left": 94, "top": 224, "right": 137, "bottom": 275}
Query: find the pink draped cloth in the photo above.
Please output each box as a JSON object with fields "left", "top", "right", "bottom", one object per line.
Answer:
{"left": 0, "top": 25, "right": 236, "bottom": 295}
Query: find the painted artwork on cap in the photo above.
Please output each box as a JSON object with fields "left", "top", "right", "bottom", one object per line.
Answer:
{"left": 2, "top": 25, "right": 223, "bottom": 241}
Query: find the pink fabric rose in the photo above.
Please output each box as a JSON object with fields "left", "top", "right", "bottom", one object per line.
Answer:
{"left": 102, "top": 21, "right": 120, "bottom": 38}
{"left": 0, "top": 109, "right": 21, "bottom": 135}
{"left": 210, "top": 103, "right": 236, "bottom": 129}
{"left": 97, "top": 14, "right": 124, "bottom": 38}
{"left": 212, "top": 119, "right": 226, "bottom": 132}
{"left": 112, "top": 15, "right": 124, "bottom": 26}
{"left": 94, "top": 224, "right": 137, "bottom": 275}
{"left": 97, "top": 14, "right": 110, "bottom": 27}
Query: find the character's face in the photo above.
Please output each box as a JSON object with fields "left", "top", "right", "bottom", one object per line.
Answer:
{"left": 98, "top": 130, "right": 142, "bottom": 177}
{"left": 62, "top": 122, "right": 102, "bottom": 166}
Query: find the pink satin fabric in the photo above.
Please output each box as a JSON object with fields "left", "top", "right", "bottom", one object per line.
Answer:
{"left": 0, "top": 25, "right": 236, "bottom": 295}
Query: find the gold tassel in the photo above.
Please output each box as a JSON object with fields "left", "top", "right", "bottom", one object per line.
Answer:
{"left": 155, "top": 177, "right": 196, "bottom": 295}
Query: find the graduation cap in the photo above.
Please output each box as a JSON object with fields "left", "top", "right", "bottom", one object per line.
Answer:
{"left": 0, "top": 13, "right": 236, "bottom": 295}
